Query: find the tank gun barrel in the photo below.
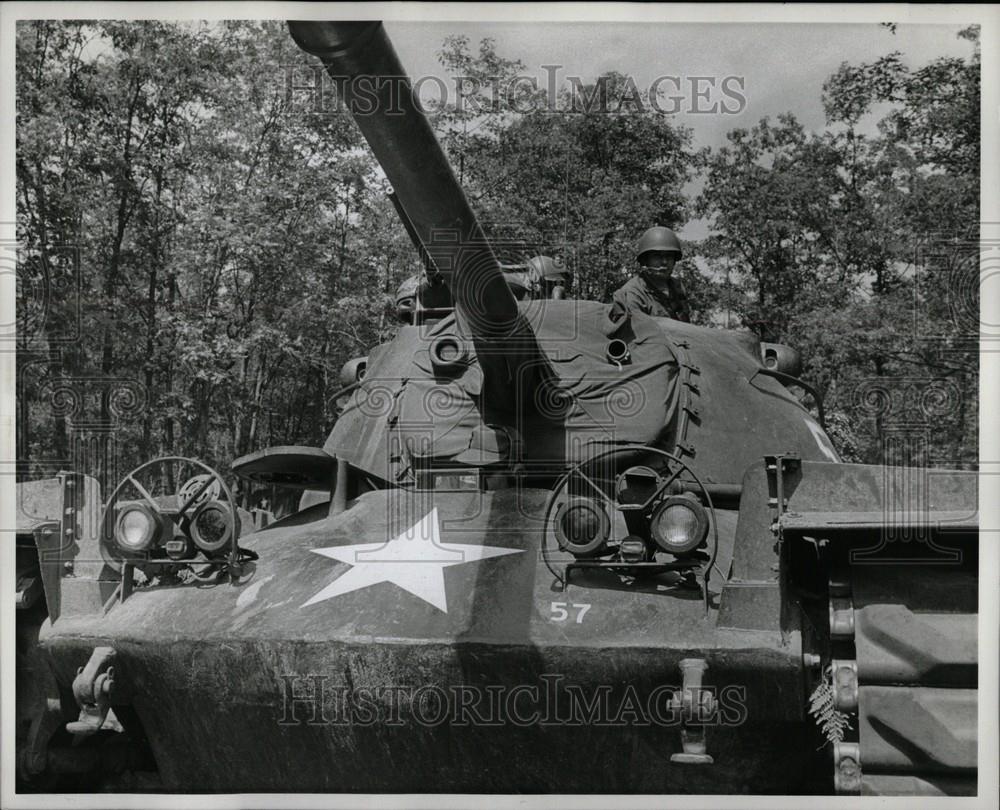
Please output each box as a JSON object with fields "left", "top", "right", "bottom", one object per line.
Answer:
{"left": 287, "top": 21, "right": 519, "bottom": 337}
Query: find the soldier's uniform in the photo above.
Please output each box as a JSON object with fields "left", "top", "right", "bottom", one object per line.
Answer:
{"left": 612, "top": 225, "right": 691, "bottom": 322}
{"left": 612, "top": 273, "right": 691, "bottom": 322}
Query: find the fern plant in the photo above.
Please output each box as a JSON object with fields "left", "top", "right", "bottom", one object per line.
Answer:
{"left": 808, "top": 664, "right": 852, "bottom": 746}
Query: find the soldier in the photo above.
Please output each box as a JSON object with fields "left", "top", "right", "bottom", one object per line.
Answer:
{"left": 526, "top": 255, "right": 570, "bottom": 299}
{"left": 395, "top": 274, "right": 420, "bottom": 324}
{"left": 612, "top": 226, "right": 691, "bottom": 322}
{"left": 394, "top": 273, "right": 452, "bottom": 324}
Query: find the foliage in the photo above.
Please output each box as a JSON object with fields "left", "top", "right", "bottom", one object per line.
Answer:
{"left": 16, "top": 22, "right": 980, "bottom": 490}
{"left": 16, "top": 20, "right": 416, "bottom": 486}
{"left": 433, "top": 42, "right": 704, "bottom": 302}
{"left": 697, "top": 27, "right": 979, "bottom": 466}
{"left": 808, "top": 666, "right": 852, "bottom": 746}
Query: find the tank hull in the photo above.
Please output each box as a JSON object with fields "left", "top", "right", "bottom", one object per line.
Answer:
{"left": 39, "top": 487, "right": 824, "bottom": 793}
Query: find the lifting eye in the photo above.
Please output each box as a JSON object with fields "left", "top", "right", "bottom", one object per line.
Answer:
{"left": 649, "top": 493, "right": 709, "bottom": 556}
{"left": 554, "top": 497, "right": 611, "bottom": 557}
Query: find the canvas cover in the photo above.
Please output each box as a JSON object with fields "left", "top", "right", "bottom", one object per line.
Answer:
{"left": 325, "top": 300, "right": 680, "bottom": 482}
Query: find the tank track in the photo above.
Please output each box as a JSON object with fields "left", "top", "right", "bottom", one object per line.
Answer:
{"left": 827, "top": 560, "right": 977, "bottom": 795}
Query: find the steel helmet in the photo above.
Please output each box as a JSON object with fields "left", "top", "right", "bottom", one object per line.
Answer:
{"left": 394, "top": 274, "right": 421, "bottom": 323}
{"left": 394, "top": 274, "right": 420, "bottom": 306}
{"left": 526, "top": 255, "right": 567, "bottom": 282}
{"left": 636, "top": 226, "right": 682, "bottom": 261}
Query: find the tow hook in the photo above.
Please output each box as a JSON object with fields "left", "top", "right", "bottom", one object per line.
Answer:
{"left": 668, "top": 658, "right": 715, "bottom": 764}
{"left": 67, "top": 646, "right": 116, "bottom": 736}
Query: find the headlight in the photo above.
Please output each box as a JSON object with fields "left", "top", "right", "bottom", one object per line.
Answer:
{"left": 190, "top": 500, "right": 237, "bottom": 555}
{"left": 554, "top": 497, "right": 611, "bottom": 557}
{"left": 115, "top": 504, "right": 165, "bottom": 552}
{"left": 649, "top": 494, "right": 708, "bottom": 555}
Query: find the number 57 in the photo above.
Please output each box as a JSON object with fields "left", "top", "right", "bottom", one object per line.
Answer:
{"left": 549, "top": 602, "right": 592, "bottom": 623}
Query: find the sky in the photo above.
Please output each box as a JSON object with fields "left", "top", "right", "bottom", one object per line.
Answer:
{"left": 1, "top": 11, "right": 982, "bottom": 252}
{"left": 383, "top": 21, "right": 976, "bottom": 241}
{"left": 388, "top": 21, "right": 973, "bottom": 143}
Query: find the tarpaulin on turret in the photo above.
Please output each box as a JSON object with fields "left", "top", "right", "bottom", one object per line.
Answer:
{"left": 651, "top": 318, "right": 840, "bottom": 485}
{"left": 516, "top": 299, "right": 680, "bottom": 467}
{"left": 324, "top": 300, "right": 681, "bottom": 482}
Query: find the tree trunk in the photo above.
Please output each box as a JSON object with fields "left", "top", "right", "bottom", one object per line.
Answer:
{"left": 99, "top": 72, "right": 143, "bottom": 486}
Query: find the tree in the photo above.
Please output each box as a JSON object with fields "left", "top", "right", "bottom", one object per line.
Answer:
{"left": 698, "top": 26, "right": 979, "bottom": 466}
{"left": 434, "top": 39, "right": 704, "bottom": 302}
{"left": 17, "top": 22, "right": 979, "bottom": 485}
{"left": 15, "top": 20, "right": 416, "bottom": 486}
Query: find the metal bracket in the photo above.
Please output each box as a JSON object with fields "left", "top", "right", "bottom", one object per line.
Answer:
{"left": 59, "top": 472, "right": 84, "bottom": 574}
{"left": 829, "top": 594, "right": 855, "bottom": 642}
{"left": 15, "top": 572, "right": 43, "bottom": 610}
{"left": 765, "top": 453, "right": 800, "bottom": 525}
{"left": 834, "top": 741, "right": 862, "bottom": 794}
{"left": 671, "top": 340, "right": 701, "bottom": 461}
{"left": 668, "top": 658, "right": 715, "bottom": 765}
{"left": 66, "top": 646, "right": 116, "bottom": 736}
{"left": 560, "top": 559, "right": 699, "bottom": 591}
{"left": 676, "top": 442, "right": 696, "bottom": 458}
{"left": 831, "top": 659, "right": 859, "bottom": 713}
{"left": 120, "top": 562, "right": 135, "bottom": 603}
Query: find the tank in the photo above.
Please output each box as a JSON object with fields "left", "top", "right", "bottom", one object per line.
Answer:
{"left": 14, "top": 21, "right": 978, "bottom": 796}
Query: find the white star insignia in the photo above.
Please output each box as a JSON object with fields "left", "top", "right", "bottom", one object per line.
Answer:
{"left": 302, "top": 508, "right": 523, "bottom": 612}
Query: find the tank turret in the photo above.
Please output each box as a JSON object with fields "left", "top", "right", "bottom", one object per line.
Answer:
{"left": 286, "top": 21, "right": 838, "bottom": 489}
